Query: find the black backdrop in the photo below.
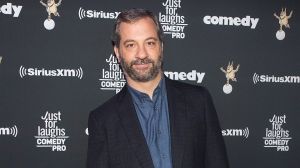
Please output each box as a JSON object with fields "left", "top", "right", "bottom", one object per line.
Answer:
{"left": 0, "top": 0, "right": 299, "bottom": 167}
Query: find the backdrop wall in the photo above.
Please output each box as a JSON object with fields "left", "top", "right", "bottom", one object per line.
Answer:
{"left": 0, "top": 0, "right": 299, "bottom": 167}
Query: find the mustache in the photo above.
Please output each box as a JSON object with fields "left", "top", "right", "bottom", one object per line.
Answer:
{"left": 130, "top": 58, "right": 154, "bottom": 66}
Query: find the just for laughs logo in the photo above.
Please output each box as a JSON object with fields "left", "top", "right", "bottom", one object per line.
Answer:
{"left": 34, "top": 111, "right": 69, "bottom": 152}
{"left": 263, "top": 114, "right": 292, "bottom": 152}
{"left": 220, "top": 61, "right": 240, "bottom": 94}
{"left": 159, "top": 0, "right": 188, "bottom": 39}
{"left": 274, "top": 8, "right": 293, "bottom": 40}
{"left": 40, "top": 0, "right": 62, "bottom": 30}
{"left": 99, "top": 54, "right": 126, "bottom": 94}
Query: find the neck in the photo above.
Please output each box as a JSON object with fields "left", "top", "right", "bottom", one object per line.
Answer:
{"left": 126, "top": 71, "right": 163, "bottom": 99}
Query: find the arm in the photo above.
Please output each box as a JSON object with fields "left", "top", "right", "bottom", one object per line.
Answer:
{"left": 86, "top": 111, "right": 110, "bottom": 168}
{"left": 56, "top": 0, "right": 62, "bottom": 6}
{"left": 288, "top": 10, "right": 293, "bottom": 19}
{"left": 40, "top": 0, "right": 47, "bottom": 7}
{"left": 220, "top": 67, "right": 226, "bottom": 73}
{"left": 234, "top": 64, "right": 240, "bottom": 72}
{"left": 203, "top": 88, "right": 229, "bottom": 168}
{"left": 274, "top": 13, "right": 279, "bottom": 19}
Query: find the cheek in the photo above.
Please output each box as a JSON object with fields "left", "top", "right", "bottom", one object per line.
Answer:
{"left": 119, "top": 53, "right": 133, "bottom": 65}
{"left": 148, "top": 47, "right": 162, "bottom": 58}
{"left": 119, "top": 47, "right": 138, "bottom": 58}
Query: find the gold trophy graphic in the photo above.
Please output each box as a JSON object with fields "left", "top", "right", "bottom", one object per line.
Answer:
{"left": 40, "top": 0, "right": 62, "bottom": 30}
{"left": 220, "top": 61, "right": 240, "bottom": 94}
{"left": 274, "top": 8, "right": 293, "bottom": 40}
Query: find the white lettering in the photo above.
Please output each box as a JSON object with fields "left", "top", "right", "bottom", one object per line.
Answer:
{"left": 203, "top": 15, "right": 259, "bottom": 29}
{"left": 37, "top": 138, "right": 66, "bottom": 145}
{"left": 0, "top": 3, "right": 22, "bottom": 17}
{"left": 164, "top": 70, "right": 205, "bottom": 83}
{"left": 259, "top": 74, "right": 300, "bottom": 83}
{"left": 162, "top": 25, "right": 185, "bottom": 32}
{"left": 0, "top": 127, "right": 10, "bottom": 135}
{"left": 86, "top": 10, "right": 119, "bottom": 19}
{"left": 21, "top": 67, "right": 83, "bottom": 78}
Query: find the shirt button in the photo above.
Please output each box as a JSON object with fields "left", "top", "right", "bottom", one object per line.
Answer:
{"left": 161, "top": 154, "right": 166, "bottom": 159}
{"left": 158, "top": 130, "right": 161, "bottom": 135}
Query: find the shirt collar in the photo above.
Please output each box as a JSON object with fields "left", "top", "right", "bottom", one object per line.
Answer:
{"left": 127, "top": 76, "right": 165, "bottom": 103}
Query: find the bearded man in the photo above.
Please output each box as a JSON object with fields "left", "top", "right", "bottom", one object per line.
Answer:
{"left": 87, "top": 8, "right": 229, "bottom": 168}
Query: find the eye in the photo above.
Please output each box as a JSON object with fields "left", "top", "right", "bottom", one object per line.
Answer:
{"left": 125, "top": 43, "right": 135, "bottom": 48}
{"left": 147, "top": 41, "right": 156, "bottom": 46}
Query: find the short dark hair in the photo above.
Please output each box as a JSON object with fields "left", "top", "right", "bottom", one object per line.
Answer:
{"left": 111, "top": 8, "right": 164, "bottom": 47}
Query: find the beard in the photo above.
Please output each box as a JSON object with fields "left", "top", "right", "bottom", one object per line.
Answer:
{"left": 119, "top": 54, "right": 163, "bottom": 82}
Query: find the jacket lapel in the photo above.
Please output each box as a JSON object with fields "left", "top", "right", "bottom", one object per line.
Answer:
{"left": 117, "top": 87, "right": 154, "bottom": 168}
{"left": 166, "top": 78, "right": 187, "bottom": 168}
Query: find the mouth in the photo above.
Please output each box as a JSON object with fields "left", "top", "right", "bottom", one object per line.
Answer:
{"left": 131, "top": 58, "right": 154, "bottom": 71}
{"left": 132, "top": 63, "right": 151, "bottom": 70}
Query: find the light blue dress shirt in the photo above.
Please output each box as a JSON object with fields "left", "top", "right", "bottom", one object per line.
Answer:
{"left": 128, "top": 77, "right": 172, "bottom": 168}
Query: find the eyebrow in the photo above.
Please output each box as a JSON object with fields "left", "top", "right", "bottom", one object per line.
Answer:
{"left": 122, "top": 37, "right": 159, "bottom": 45}
{"left": 145, "top": 37, "right": 159, "bottom": 41}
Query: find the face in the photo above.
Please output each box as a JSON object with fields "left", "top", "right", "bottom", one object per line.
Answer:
{"left": 280, "top": 10, "right": 286, "bottom": 18}
{"left": 227, "top": 65, "right": 233, "bottom": 72}
{"left": 47, "top": 0, "right": 54, "bottom": 5}
{"left": 114, "top": 17, "right": 163, "bottom": 82}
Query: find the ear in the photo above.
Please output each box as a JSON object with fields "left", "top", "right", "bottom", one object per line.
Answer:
{"left": 114, "top": 46, "right": 120, "bottom": 61}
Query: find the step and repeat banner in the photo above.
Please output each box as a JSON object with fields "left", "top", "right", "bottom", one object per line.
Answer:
{"left": 0, "top": 0, "right": 299, "bottom": 167}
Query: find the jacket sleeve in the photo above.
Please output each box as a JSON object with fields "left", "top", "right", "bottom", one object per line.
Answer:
{"left": 203, "top": 88, "right": 230, "bottom": 168}
{"left": 86, "top": 111, "right": 110, "bottom": 168}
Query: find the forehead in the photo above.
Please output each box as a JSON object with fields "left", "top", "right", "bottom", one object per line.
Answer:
{"left": 118, "top": 17, "right": 158, "bottom": 41}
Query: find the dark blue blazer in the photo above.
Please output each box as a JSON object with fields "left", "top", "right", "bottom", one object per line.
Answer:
{"left": 87, "top": 78, "right": 229, "bottom": 168}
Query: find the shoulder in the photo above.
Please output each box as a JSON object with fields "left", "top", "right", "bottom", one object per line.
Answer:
{"left": 165, "top": 78, "right": 214, "bottom": 109}
{"left": 166, "top": 77, "right": 210, "bottom": 96}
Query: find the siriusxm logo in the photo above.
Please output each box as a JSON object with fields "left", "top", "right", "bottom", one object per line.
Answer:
{"left": 78, "top": 7, "right": 120, "bottom": 20}
{"left": 253, "top": 73, "right": 300, "bottom": 84}
{"left": 164, "top": 70, "right": 205, "bottom": 83}
{"left": 0, "top": 3, "right": 22, "bottom": 17}
{"left": 222, "top": 127, "right": 249, "bottom": 138}
{"left": 0, "top": 125, "right": 18, "bottom": 137}
{"left": 203, "top": 15, "right": 259, "bottom": 29}
{"left": 19, "top": 66, "right": 83, "bottom": 79}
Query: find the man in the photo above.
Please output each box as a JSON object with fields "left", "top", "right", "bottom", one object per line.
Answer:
{"left": 87, "top": 8, "right": 229, "bottom": 168}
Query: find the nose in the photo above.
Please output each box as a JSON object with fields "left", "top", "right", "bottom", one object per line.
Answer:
{"left": 136, "top": 45, "right": 148, "bottom": 59}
